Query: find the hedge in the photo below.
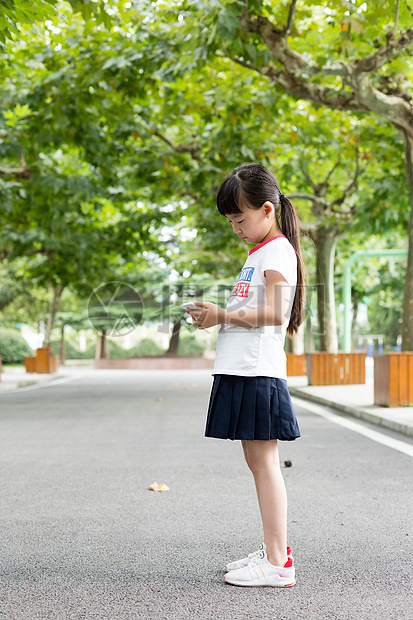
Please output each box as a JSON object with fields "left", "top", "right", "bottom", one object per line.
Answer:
{"left": 0, "top": 328, "right": 34, "bottom": 363}
{"left": 177, "top": 335, "right": 205, "bottom": 357}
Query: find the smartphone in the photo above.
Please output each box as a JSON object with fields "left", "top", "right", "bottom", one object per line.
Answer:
{"left": 180, "top": 301, "right": 210, "bottom": 333}
{"left": 180, "top": 302, "right": 200, "bottom": 311}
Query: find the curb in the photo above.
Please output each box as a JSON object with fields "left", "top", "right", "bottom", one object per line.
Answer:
{"left": 289, "top": 387, "right": 413, "bottom": 439}
{"left": 0, "top": 373, "right": 67, "bottom": 392}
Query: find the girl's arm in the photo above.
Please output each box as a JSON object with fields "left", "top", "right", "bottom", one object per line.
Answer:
{"left": 189, "top": 270, "right": 293, "bottom": 329}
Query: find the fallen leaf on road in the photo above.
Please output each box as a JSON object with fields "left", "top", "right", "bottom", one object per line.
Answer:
{"left": 284, "top": 460, "right": 292, "bottom": 468}
{"left": 192, "top": 383, "right": 198, "bottom": 387}
{"left": 183, "top": 386, "right": 188, "bottom": 390}
{"left": 173, "top": 383, "right": 179, "bottom": 387}
{"left": 154, "top": 397, "right": 163, "bottom": 401}
{"left": 149, "top": 482, "right": 170, "bottom": 492}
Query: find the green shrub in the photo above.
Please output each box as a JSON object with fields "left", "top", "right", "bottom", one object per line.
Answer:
{"left": 50, "top": 338, "right": 96, "bottom": 359}
{"left": 178, "top": 335, "right": 205, "bottom": 357}
{"left": 50, "top": 335, "right": 166, "bottom": 359}
{"left": 0, "top": 328, "right": 34, "bottom": 363}
{"left": 135, "top": 338, "right": 164, "bottom": 357}
{"left": 107, "top": 339, "right": 130, "bottom": 359}
{"left": 105, "top": 338, "right": 165, "bottom": 358}
{"left": 83, "top": 342, "right": 97, "bottom": 358}
{"left": 50, "top": 339, "right": 80, "bottom": 359}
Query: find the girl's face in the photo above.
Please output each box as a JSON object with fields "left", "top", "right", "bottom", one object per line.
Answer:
{"left": 225, "top": 201, "right": 279, "bottom": 245}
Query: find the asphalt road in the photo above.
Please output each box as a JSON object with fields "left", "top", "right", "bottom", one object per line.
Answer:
{"left": 0, "top": 369, "right": 412, "bottom": 620}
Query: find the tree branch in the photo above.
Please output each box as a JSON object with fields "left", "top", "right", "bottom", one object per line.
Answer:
{"left": 355, "top": 73, "right": 413, "bottom": 134}
{"left": 152, "top": 129, "right": 201, "bottom": 162}
{"left": 0, "top": 153, "right": 33, "bottom": 179}
{"left": 284, "top": 0, "right": 297, "bottom": 38}
{"left": 23, "top": 248, "right": 55, "bottom": 257}
{"left": 299, "top": 154, "right": 343, "bottom": 198}
{"left": 230, "top": 53, "right": 264, "bottom": 74}
{"left": 301, "top": 168, "right": 317, "bottom": 193}
{"left": 230, "top": 54, "right": 366, "bottom": 112}
{"left": 0, "top": 166, "right": 33, "bottom": 178}
{"left": 300, "top": 163, "right": 326, "bottom": 197}
{"left": 323, "top": 152, "right": 342, "bottom": 187}
{"left": 355, "top": 27, "right": 413, "bottom": 74}
{"left": 239, "top": 11, "right": 349, "bottom": 77}
{"left": 0, "top": 151, "right": 32, "bottom": 178}
{"left": 287, "top": 192, "right": 329, "bottom": 208}
{"left": 235, "top": 5, "right": 413, "bottom": 122}
{"left": 331, "top": 143, "right": 361, "bottom": 209}
{"left": 241, "top": 7, "right": 413, "bottom": 77}
{"left": 393, "top": 0, "right": 401, "bottom": 37}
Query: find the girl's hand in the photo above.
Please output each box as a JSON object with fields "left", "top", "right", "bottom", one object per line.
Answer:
{"left": 188, "top": 302, "right": 225, "bottom": 330}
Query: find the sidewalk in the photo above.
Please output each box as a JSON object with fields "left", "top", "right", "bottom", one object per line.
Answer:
{"left": 0, "top": 366, "right": 67, "bottom": 391}
{"left": 287, "top": 375, "right": 413, "bottom": 439}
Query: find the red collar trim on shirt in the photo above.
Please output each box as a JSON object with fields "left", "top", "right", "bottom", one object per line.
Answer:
{"left": 248, "top": 235, "right": 286, "bottom": 256}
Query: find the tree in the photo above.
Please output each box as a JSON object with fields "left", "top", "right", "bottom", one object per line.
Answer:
{"left": 0, "top": 257, "right": 29, "bottom": 311}
{"left": 80, "top": 0, "right": 407, "bottom": 350}
{"left": 0, "top": 17, "right": 171, "bottom": 341}
{"left": 0, "top": 0, "right": 110, "bottom": 42}
{"left": 3, "top": 4, "right": 410, "bottom": 354}
{"left": 287, "top": 108, "right": 409, "bottom": 350}
{"left": 139, "top": 0, "right": 413, "bottom": 349}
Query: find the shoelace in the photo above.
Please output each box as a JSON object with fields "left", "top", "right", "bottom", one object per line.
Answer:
{"left": 247, "top": 552, "right": 268, "bottom": 580}
{"left": 248, "top": 546, "right": 265, "bottom": 562}
{"left": 248, "top": 550, "right": 266, "bottom": 565}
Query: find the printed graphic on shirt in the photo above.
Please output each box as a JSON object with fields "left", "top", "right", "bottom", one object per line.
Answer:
{"left": 230, "top": 266, "right": 255, "bottom": 298}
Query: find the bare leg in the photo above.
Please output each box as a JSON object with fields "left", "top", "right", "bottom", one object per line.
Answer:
{"left": 242, "top": 439, "right": 288, "bottom": 567}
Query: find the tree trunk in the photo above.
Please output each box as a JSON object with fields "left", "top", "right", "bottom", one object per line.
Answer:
{"left": 166, "top": 283, "right": 184, "bottom": 355}
{"left": 311, "top": 227, "right": 339, "bottom": 352}
{"left": 166, "top": 318, "right": 182, "bottom": 355}
{"left": 100, "top": 329, "right": 109, "bottom": 359}
{"left": 43, "top": 286, "right": 63, "bottom": 347}
{"left": 400, "top": 129, "right": 413, "bottom": 351}
{"left": 60, "top": 325, "right": 66, "bottom": 364}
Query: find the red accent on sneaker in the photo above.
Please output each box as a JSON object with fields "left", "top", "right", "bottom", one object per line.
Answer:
{"left": 287, "top": 546, "right": 291, "bottom": 556}
{"left": 284, "top": 558, "right": 293, "bottom": 568}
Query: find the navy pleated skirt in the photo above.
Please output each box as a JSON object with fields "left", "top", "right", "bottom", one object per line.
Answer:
{"left": 205, "top": 375, "right": 300, "bottom": 441}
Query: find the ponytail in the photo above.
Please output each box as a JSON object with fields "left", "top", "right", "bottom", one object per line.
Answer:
{"left": 279, "top": 195, "right": 307, "bottom": 338}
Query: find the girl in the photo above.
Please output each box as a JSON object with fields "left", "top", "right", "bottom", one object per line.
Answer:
{"left": 188, "top": 163, "right": 306, "bottom": 588}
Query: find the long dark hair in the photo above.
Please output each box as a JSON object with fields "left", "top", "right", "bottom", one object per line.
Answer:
{"left": 216, "top": 163, "right": 307, "bottom": 337}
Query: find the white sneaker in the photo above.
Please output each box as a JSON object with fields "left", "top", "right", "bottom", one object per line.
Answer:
{"left": 225, "top": 543, "right": 293, "bottom": 572}
{"left": 224, "top": 551, "right": 296, "bottom": 588}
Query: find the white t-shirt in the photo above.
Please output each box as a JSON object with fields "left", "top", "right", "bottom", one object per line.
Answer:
{"left": 213, "top": 235, "right": 297, "bottom": 379}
